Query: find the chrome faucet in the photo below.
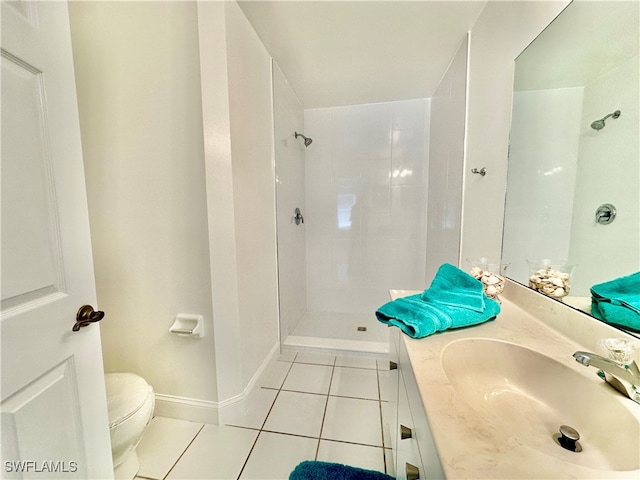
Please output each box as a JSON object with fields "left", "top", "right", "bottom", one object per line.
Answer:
{"left": 573, "top": 351, "right": 640, "bottom": 404}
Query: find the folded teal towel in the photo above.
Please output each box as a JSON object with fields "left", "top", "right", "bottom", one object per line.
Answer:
{"left": 289, "top": 461, "right": 394, "bottom": 480}
{"left": 376, "top": 263, "right": 500, "bottom": 338}
{"left": 591, "top": 271, "right": 640, "bottom": 313}
{"left": 591, "top": 271, "right": 640, "bottom": 331}
{"left": 591, "top": 300, "right": 640, "bottom": 332}
{"left": 420, "top": 262, "right": 486, "bottom": 312}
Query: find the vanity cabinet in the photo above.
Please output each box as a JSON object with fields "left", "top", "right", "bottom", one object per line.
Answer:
{"left": 392, "top": 328, "right": 445, "bottom": 479}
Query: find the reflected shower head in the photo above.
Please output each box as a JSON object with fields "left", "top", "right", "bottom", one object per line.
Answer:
{"left": 295, "top": 132, "right": 313, "bottom": 147}
{"left": 590, "top": 110, "right": 621, "bottom": 131}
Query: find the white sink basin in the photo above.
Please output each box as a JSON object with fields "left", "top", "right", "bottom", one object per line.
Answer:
{"left": 441, "top": 338, "right": 640, "bottom": 471}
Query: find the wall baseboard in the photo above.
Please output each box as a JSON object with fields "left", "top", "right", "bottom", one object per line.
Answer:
{"left": 154, "top": 393, "right": 221, "bottom": 425}
{"left": 218, "top": 341, "right": 280, "bottom": 424}
{"left": 153, "top": 341, "right": 280, "bottom": 425}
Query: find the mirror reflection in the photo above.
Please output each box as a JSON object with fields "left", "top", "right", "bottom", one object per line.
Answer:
{"left": 502, "top": 1, "right": 639, "bottom": 334}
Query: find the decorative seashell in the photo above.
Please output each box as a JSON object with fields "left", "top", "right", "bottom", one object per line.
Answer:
{"left": 551, "top": 287, "right": 566, "bottom": 297}
{"left": 469, "top": 266, "right": 504, "bottom": 302}
{"left": 551, "top": 277, "right": 564, "bottom": 287}
{"left": 542, "top": 284, "right": 556, "bottom": 294}
{"left": 528, "top": 266, "right": 570, "bottom": 299}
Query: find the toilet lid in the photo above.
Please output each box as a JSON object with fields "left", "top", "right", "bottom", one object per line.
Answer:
{"left": 105, "top": 373, "right": 153, "bottom": 429}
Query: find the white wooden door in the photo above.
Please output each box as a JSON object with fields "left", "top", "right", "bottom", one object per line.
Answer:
{"left": 1, "top": 1, "right": 113, "bottom": 478}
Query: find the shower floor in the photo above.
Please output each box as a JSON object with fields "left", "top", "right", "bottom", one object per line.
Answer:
{"left": 284, "top": 310, "right": 389, "bottom": 355}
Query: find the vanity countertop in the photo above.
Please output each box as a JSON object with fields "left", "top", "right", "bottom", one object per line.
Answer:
{"left": 390, "top": 286, "right": 640, "bottom": 479}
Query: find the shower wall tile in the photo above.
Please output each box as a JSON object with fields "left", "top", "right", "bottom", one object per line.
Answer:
{"left": 273, "top": 62, "right": 307, "bottom": 339}
{"left": 305, "top": 99, "right": 430, "bottom": 313}
{"left": 425, "top": 36, "right": 467, "bottom": 284}
{"left": 568, "top": 55, "right": 640, "bottom": 295}
{"left": 503, "top": 87, "right": 583, "bottom": 285}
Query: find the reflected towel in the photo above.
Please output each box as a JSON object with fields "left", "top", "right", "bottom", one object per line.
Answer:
{"left": 591, "top": 271, "right": 640, "bottom": 313}
{"left": 289, "top": 461, "right": 394, "bottom": 480}
{"left": 591, "top": 300, "right": 640, "bottom": 332}
{"left": 376, "top": 263, "right": 500, "bottom": 338}
{"left": 591, "top": 271, "right": 640, "bottom": 331}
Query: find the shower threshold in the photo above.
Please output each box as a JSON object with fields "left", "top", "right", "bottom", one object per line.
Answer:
{"left": 283, "top": 335, "right": 389, "bottom": 355}
{"left": 283, "top": 310, "right": 389, "bottom": 355}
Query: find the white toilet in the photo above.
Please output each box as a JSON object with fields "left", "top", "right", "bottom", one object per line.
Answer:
{"left": 105, "top": 373, "right": 155, "bottom": 480}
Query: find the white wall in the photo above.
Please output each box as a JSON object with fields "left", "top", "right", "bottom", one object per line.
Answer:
{"left": 461, "top": 1, "right": 571, "bottom": 261}
{"left": 304, "top": 99, "right": 430, "bottom": 313}
{"left": 197, "top": 0, "right": 279, "bottom": 411}
{"left": 69, "top": 1, "right": 218, "bottom": 406}
{"left": 224, "top": 1, "right": 279, "bottom": 389}
{"left": 569, "top": 55, "right": 640, "bottom": 295}
{"left": 425, "top": 35, "right": 468, "bottom": 283}
{"left": 503, "top": 87, "right": 583, "bottom": 283}
{"left": 71, "top": 0, "right": 281, "bottom": 423}
{"left": 273, "top": 62, "right": 307, "bottom": 340}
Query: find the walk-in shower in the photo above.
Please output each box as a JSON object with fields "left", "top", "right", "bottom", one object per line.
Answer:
{"left": 273, "top": 87, "right": 430, "bottom": 356}
{"left": 295, "top": 131, "right": 313, "bottom": 147}
{"left": 590, "top": 110, "right": 621, "bottom": 130}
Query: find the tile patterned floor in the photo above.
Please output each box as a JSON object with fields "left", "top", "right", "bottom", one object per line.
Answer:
{"left": 135, "top": 351, "right": 394, "bottom": 480}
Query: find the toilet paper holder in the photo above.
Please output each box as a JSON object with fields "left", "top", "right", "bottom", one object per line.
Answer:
{"left": 169, "top": 314, "right": 204, "bottom": 338}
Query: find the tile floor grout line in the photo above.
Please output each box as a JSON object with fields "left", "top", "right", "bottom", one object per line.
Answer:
{"left": 376, "top": 360, "right": 390, "bottom": 474}
{"left": 259, "top": 357, "right": 296, "bottom": 430}
{"left": 234, "top": 430, "right": 263, "bottom": 480}
{"left": 264, "top": 384, "right": 388, "bottom": 403}
{"left": 235, "top": 351, "right": 297, "bottom": 480}
{"left": 161, "top": 423, "right": 206, "bottom": 480}
{"left": 314, "top": 355, "right": 336, "bottom": 461}
{"left": 315, "top": 437, "right": 387, "bottom": 449}
{"left": 272, "top": 387, "right": 382, "bottom": 402}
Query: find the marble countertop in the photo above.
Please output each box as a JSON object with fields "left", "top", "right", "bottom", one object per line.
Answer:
{"left": 390, "top": 285, "right": 640, "bottom": 479}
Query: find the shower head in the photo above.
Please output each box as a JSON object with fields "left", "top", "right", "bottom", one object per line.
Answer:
{"left": 590, "top": 110, "right": 621, "bottom": 131}
{"left": 295, "top": 132, "right": 313, "bottom": 147}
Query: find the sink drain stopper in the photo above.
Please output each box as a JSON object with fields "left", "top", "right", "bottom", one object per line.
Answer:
{"left": 553, "top": 425, "right": 582, "bottom": 452}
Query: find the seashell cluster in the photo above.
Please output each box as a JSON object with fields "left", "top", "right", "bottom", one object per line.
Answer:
{"left": 529, "top": 267, "right": 570, "bottom": 298}
{"left": 470, "top": 266, "right": 505, "bottom": 301}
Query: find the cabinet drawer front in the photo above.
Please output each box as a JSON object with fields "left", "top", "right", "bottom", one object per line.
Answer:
{"left": 396, "top": 370, "right": 424, "bottom": 479}
{"left": 399, "top": 337, "right": 445, "bottom": 479}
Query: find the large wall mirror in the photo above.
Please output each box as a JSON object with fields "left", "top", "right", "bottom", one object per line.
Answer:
{"left": 502, "top": 1, "right": 639, "bottom": 336}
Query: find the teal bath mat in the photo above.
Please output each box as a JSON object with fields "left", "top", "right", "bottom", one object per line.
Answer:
{"left": 289, "top": 461, "right": 394, "bottom": 480}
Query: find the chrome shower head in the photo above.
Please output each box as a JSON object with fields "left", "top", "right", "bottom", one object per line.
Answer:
{"left": 295, "top": 132, "right": 312, "bottom": 147}
{"left": 590, "top": 110, "right": 621, "bottom": 131}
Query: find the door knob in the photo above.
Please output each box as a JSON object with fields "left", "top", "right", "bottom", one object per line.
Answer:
{"left": 72, "top": 305, "right": 105, "bottom": 331}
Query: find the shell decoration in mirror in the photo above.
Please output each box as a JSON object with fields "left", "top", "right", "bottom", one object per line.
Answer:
{"left": 527, "top": 259, "right": 576, "bottom": 300}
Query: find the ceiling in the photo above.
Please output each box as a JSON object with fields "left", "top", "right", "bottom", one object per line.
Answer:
{"left": 238, "top": 1, "right": 487, "bottom": 109}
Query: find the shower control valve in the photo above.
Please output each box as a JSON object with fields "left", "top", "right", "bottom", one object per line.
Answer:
{"left": 293, "top": 207, "right": 304, "bottom": 225}
{"left": 595, "top": 203, "right": 616, "bottom": 225}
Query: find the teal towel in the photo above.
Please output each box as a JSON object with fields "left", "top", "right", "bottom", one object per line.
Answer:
{"left": 591, "top": 300, "right": 640, "bottom": 332}
{"left": 421, "top": 262, "right": 486, "bottom": 312}
{"left": 591, "top": 271, "right": 640, "bottom": 313}
{"left": 591, "top": 271, "right": 640, "bottom": 331}
{"left": 376, "top": 263, "right": 500, "bottom": 339}
{"left": 289, "top": 461, "right": 394, "bottom": 480}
